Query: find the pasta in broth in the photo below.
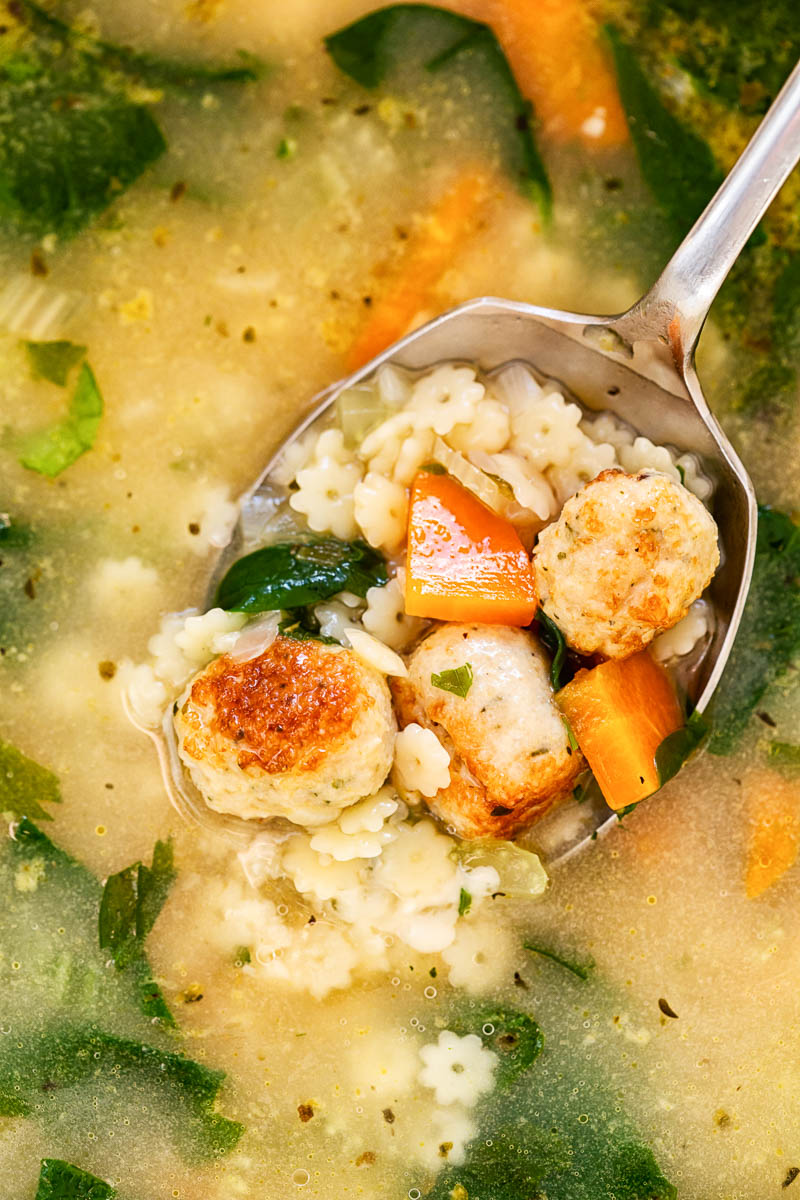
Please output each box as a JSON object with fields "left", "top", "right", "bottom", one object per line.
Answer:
{"left": 0, "top": 2, "right": 799, "bottom": 1199}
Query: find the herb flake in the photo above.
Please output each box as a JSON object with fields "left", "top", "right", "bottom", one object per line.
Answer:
{"left": 432, "top": 662, "right": 473, "bottom": 699}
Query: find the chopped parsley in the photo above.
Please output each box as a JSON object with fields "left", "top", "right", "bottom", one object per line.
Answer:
{"left": 432, "top": 662, "right": 474, "bottom": 699}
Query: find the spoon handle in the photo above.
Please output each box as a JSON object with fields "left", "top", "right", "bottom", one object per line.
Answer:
{"left": 616, "top": 56, "right": 800, "bottom": 358}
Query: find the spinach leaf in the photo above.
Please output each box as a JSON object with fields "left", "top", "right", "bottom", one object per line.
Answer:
{"left": 598, "top": 1142, "right": 677, "bottom": 1200}
{"left": 524, "top": 941, "right": 593, "bottom": 982}
{"left": 20, "top": 362, "right": 104, "bottom": 477}
{"left": 534, "top": 607, "right": 567, "bottom": 689}
{"left": 278, "top": 613, "right": 339, "bottom": 645}
{"left": 605, "top": 26, "right": 724, "bottom": 240}
{"left": 430, "top": 1121, "right": 570, "bottom": 1200}
{"left": 0, "top": 1025, "right": 243, "bottom": 1159}
{"left": 767, "top": 741, "right": 800, "bottom": 769}
{"left": 0, "top": 510, "right": 32, "bottom": 547}
{"left": 0, "top": 738, "right": 61, "bottom": 821}
{"left": 0, "top": 71, "right": 166, "bottom": 239}
{"left": 0, "top": 2, "right": 260, "bottom": 239}
{"left": 450, "top": 1006, "right": 544, "bottom": 1090}
{"left": 655, "top": 708, "right": 709, "bottom": 785}
{"left": 647, "top": 0, "right": 798, "bottom": 116}
{"left": 21, "top": 0, "right": 263, "bottom": 88}
{"left": 710, "top": 507, "right": 800, "bottom": 755}
{"left": 36, "top": 1159, "right": 114, "bottom": 1200}
{"left": 9, "top": 816, "right": 174, "bottom": 1027}
{"left": 713, "top": 246, "right": 800, "bottom": 414}
{"left": 325, "top": 4, "right": 551, "bottom": 217}
{"left": 25, "top": 339, "right": 87, "bottom": 386}
{"left": 99, "top": 838, "right": 176, "bottom": 970}
{"left": 216, "top": 538, "right": 388, "bottom": 613}
{"left": 432, "top": 662, "right": 473, "bottom": 699}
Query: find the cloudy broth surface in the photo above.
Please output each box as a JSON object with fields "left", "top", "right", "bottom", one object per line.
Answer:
{"left": 1, "top": 2, "right": 799, "bottom": 1198}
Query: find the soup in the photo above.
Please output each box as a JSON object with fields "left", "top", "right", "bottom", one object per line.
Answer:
{"left": 1, "top": 2, "right": 799, "bottom": 1198}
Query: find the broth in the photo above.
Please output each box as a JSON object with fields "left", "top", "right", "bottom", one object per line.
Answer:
{"left": 1, "top": 2, "right": 799, "bottom": 1198}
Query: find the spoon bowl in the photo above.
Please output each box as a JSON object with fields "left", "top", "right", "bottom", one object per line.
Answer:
{"left": 149, "top": 58, "right": 800, "bottom": 862}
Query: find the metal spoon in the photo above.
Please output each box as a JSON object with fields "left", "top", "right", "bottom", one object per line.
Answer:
{"left": 156, "top": 59, "right": 800, "bottom": 860}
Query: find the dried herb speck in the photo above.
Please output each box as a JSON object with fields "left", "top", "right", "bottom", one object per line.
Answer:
{"left": 658, "top": 997, "right": 679, "bottom": 1019}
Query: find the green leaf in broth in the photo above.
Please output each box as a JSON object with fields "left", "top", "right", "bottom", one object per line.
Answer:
{"left": 35, "top": 1159, "right": 115, "bottom": 1200}
{"left": 0, "top": 737, "right": 61, "bottom": 821}
{"left": 605, "top": 26, "right": 725, "bottom": 241}
{"left": 655, "top": 708, "right": 709, "bottom": 786}
{"left": 444, "top": 1002, "right": 545, "bottom": 1091}
{"left": 99, "top": 839, "right": 176, "bottom": 970}
{"left": 0, "top": 74, "right": 167, "bottom": 238}
{"left": 324, "top": 3, "right": 551, "bottom": 218}
{"left": 429, "top": 1120, "right": 570, "bottom": 1200}
{"left": 0, "top": 1, "right": 261, "bottom": 239}
{"left": 0, "top": 1025, "right": 243, "bottom": 1159}
{"left": 20, "top": 0, "right": 264, "bottom": 87}
{"left": 20, "top": 362, "right": 103, "bottom": 477}
{"left": 766, "top": 740, "right": 800, "bottom": 769}
{"left": 710, "top": 507, "right": 800, "bottom": 755}
{"left": 524, "top": 941, "right": 594, "bottom": 982}
{"left": 0, "top": 510, "right": 32, "bottom": 547}
{"left": 645, "top": 0, "right": 798, "bottom": 116}
{"left": 216, "top": 538, "right": 388, "bottom": 613}
{"left": 25, "top": 339, "right": 87, "bottom": 387}
{"left": 8, "top": 816, "right": 175, "bottom": 1028}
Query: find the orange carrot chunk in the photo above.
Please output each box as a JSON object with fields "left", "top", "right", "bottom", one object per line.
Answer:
{"left": 744, "top": 770, "right": 800, "bottom": 899}
{"left": 556, "top": 652, "right": 684, "bottom": 811}
{"left": 346, "top": 171, "right": 491, "bottom": 371}
{"left": 450, "top": 0, "right": 628, "bottom": 148}
{"left": 405, "top": 470, "right": 537, "bottom": 625}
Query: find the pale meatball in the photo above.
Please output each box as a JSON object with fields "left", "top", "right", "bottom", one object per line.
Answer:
{"left": 533, "top": 469, "right": 719, "bottom": 660}
{"left": 391, "top": 624, "right": 582, "bottom": 838}
{"left": 174, "top": 635, "right": 395, "bottom": 825}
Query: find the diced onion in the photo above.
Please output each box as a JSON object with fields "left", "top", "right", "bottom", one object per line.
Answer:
{"left": 431, "top": 436, "right": 513, "bottom": 517}
{"left": 0, "top": 274, "right": 85, "bottom": 340}
{"left": 228, "top": 612, "right": 281, "bottom": 662}
{"left": 337, "top": 384, "right": 392, "bottom": 448}
{"left": 346, "top": 627, "right": 408, "bottom": 677}
{"left": 452, "top": 838, "right": 548, "bottom": 899}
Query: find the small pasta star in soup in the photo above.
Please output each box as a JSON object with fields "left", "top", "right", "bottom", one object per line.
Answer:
{"left": 418, "top": 1030, "right": 498, "bottom": 1107}
{"left": 532, "top": 468, "right": 720, "bottom": 659}
{"left": 174, "top": 634, "right": 395, "bottom": 824}
{"left": 392, "top": 623, "right": 583, "bottom": 838}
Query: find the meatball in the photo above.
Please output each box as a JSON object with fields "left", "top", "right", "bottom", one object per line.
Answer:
{"left": 174, "top": 635, "right": 395, "bottom": 825}
{"left": 533, "top": 469, "right": 719, "bottom": 660}
{"left": 391, "top": 623, "right": 582, "bottom": 838}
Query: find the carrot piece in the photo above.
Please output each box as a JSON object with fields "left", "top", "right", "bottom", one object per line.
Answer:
{"left": 556, "top": 652, "right": 683, "bottom": 811}
{"left": 744, "top": 770, "right": 800, "bottom": 899}
{"left": 346, "top": 171, "right": 491, "bottom": 371}
{"left": 450, "top": 0, "right": 628, "bottom": 147}
{"left": 405, "top": 470, "right": 538, "bottom": 625}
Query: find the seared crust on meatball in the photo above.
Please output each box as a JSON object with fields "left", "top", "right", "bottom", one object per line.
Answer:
{"left": 175, "top": 635, "right": 395, "bottom": 825}
{"left": 391, "top": 623, "right": 583, "bottom": 838}
{"left": 533, "top": 469, "right": 719, "bottom": 660}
